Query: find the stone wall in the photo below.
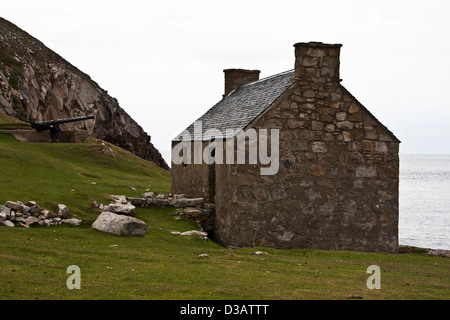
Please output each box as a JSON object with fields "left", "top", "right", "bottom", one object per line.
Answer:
{"left": 171, "top": 141, "right": 215, "bottom": 202}
{"left": 213, "top": 80, "right": 399, "bottom": 253}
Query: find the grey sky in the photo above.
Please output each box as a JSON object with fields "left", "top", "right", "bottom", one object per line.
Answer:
{"left": 2, "top": 0, "right": 449, "bottom": 163}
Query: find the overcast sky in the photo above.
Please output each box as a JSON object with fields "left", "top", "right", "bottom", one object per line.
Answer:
{"left": 2, "top": 0, "right": 450, "bottom": 163}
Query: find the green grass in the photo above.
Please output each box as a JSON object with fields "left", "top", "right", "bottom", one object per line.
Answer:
{"left": 0, "top": 133, "right": 170, "bottom": 220}
{"left": 0, "top": 132, "right": 449, "bottom": 300}
{"left": 0, "top": 112, "right": 31, "bottom": 130}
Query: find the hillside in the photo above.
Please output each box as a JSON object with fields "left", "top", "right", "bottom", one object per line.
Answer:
{"left": 0, "top": 17, "right": 168, "bottom": 169}
{"left": 0, "top": 132, "right": 170, "bottom": 221}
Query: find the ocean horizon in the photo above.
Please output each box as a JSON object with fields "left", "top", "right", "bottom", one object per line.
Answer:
{"left": 399, "top": 154, "right": 450, "bottom": 250}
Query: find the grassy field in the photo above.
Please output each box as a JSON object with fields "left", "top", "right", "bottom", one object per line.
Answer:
{"left": 0, "top": 131, "right": 449, "bottom": 300}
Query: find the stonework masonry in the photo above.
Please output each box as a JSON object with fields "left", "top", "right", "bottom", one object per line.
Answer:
{"left": 171, "top": 42, "right": 400, "bottom": 253}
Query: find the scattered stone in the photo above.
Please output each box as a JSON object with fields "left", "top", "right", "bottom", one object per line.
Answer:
{"left": 110, "top": 195, "right": 127, "bottom": 204}
{"left": 127, "top": 197, "right": 145, "bottom": 206}
{"left": 198, "top": 254, "right": 210, "bottom": 258}
{"left": 43, "top": 210, "right": 58, "bottom": 219}
{"left": 103, "top": 202, "right": 136, "bottom": 217}
{"left": 4, "top": 201, "right": 21, "bottom": 211}
{"left": 0, "top": 205, "right": 11, "bottom": 219}
{"left": 25, "top": 216, "right": 39, "bottom": 226}
{"left": 92, "top": 212, "right": 148, "bottom": 237}
{"left": 62, "top": 218, "right": 82, "bottom": 226}
{"left": 57, "top": 204, "right": 68, "bottom": 219}
{"left": 251, "top": 251, "right": 268, "bottom": 256}
{"left": 146, "top": 198, "right": 170, "bottom": 207}
{"left": 141, "top": 192, "right": 154, "bottom": 198}
{"left": 184, "top": 208, "right": 203, "bottom": 218}
{"left": 180, "top": 230, "right": 208, "bottom": 237}
{"left": 2, "top": 220, "right": 14, "bottom": 227}
{"left": 0, "top": 200, "right": 78, "bottom": 229}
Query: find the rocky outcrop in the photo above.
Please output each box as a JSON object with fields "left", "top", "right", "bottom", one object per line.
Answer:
{"left": 0, "top": 17, "right": 168, "bottom": 170}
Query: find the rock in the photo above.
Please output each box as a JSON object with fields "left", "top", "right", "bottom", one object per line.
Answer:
{"left": 4, "top": 201, "right": 29, "bottom": 213}
{"left": 0, "top": 212, "right": 6, "bottom": 223}
{"left": 43, "top": 219, "right": 51, "bottom": 227}
{"left": 103, "top": 203, "right": 136, "bottom": 217}
{"left": 127, "top": 197, "right": 145, "bottom": 206}
{"left": 171, "top": 198, "right": 204, "bottom": 208}
{"left": 29, "top": 204, "right": 41, "bottom": 215}
{"left": 180, "top": 230, "right": 208, "bottom": 237}
{"left": 92, "top": 212, "right": 148, "bottom": 237}
{"left": 146, "top": 198, "right": 170, "bottom": 207}
{"left": 43, "top": 210, "right": 58, "bottom": 219}
{"left": 156, "top": 194, "right": 167, "bottom": 199}
{"left": 110, "top": 195, "right": 127, "bottom": 204}
{"left": 57, "top": 204, "right": 68, "bottom": 219}
{"left": 4, "top": 201, "right": 21, "bottom": 211}
{"left": 170, "top": 231, "right": 181, "bottom": 235}
{"left": 251, "top": 251, "right": 268, "bottom": 256}
{"left": 24, "top": 201, "right": 37, "bottom": 207}
{"left": 198, "top": 254, "right": 210, "bottom": 258}
{"left": 311, "top": 141, "right": 328, "bottom": 153}
{"left": 184, "top": 208, "right": 203, "bottom": 218}
{"left": 15, "top": 217, "right": 27, "bottom": 224}
{"left": 25, "top": 216, "right": 39, "bottom": 226}
{"left": 0, "top": 205, "right": 11, "bottom": 220}
{"left": 62, "top": 218, "right": 82, "bottom": 226}
{"left": 2, "top": 220, "right": 15, "bottom": 227}
{"left": 141, "top": 192, "right": 154, "bottom": 198}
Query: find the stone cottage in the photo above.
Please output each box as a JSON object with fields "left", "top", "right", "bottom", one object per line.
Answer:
{"left": 171, "top": 42, "right": 400, "bottom": 253}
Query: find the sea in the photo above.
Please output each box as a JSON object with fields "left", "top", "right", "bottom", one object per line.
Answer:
{"left": 399, "top": 154, "right": 450, "bottom": 250}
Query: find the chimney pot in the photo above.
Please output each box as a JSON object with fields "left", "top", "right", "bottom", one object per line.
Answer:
{"left": 293, "top": 42, "right": 342, "bottom": 83}
{"left": 223, "top": 69, "right": 260, "bottom": 98}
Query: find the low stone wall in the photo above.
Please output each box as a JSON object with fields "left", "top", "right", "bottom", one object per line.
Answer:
{"left": 96, "top": 192, "right": 215, "bottom": 234}
{"left": 0, "top": 200, "right": 82, "bottom": 228}
{"left": 129, "top": 192, "right": 215, "bottom": 233}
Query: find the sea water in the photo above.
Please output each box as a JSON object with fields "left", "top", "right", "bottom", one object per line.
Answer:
{"left": 399, "top": 154, "right": 450, "bottom": 250}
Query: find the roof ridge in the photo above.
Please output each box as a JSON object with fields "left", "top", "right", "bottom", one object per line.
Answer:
{"left": 240, "top": 69, "right": 294, "bottom": 87}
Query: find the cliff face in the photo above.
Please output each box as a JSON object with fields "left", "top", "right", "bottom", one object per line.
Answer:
{"left": 0, "top": 17, "right": 169, "bottom": 170}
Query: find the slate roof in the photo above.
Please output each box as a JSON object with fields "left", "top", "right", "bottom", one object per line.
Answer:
{"left": 173, "top": 70, "right": 295, "bottom": 141}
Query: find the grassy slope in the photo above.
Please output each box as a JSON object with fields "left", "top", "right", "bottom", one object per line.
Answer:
{"left": 0, "top": 111, "right": 31, "bottom": 130}
{"left": 0, "top": 133, "right": 449, "bottom": 300}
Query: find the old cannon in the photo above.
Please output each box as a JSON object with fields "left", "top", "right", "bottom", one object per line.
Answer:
{"left": 31, "top": 115, "right": 94, "bottom": 142}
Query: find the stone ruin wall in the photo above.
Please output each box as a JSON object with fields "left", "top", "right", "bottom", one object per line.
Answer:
{"left": 170, "top": 141, "right": 215, "bottom": 202}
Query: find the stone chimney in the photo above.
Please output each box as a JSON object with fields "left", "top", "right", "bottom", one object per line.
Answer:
{"left": 223, "top": 69, "right": 260, "bottom": 98}
{"left": 293, "top": 42, "right": 342, "bottom": 83}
